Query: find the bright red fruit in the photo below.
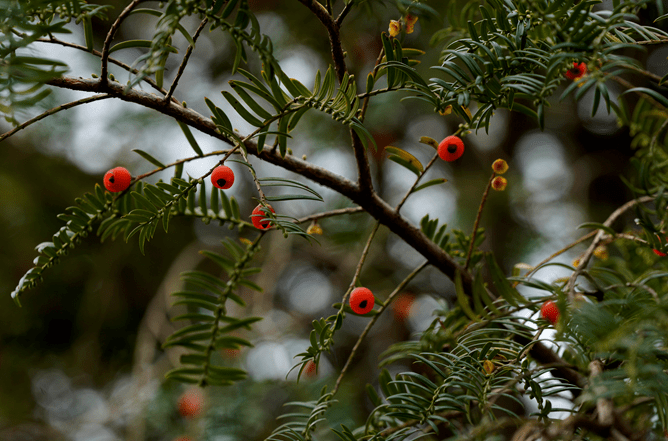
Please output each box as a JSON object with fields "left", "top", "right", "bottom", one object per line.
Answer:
{"left": 350, "top": 287, "right": 375, "bottom": 315}
{"left": 437, "top": 136, "right": 465, "bottom": 162}
{"left": 653, "top": 249, "right": 666, "bottom": 257}
{"left": 251, "top": 204, "right": 275, "bottom": 230}
{"left": 211, "top": 165, "right": 234, "bottom": 189}
{"left": 565, "top": 62, "right": 587, "bottom": 80}
{"left": 178, "top": 389, "right": 203, "bottom": 419}
{"left": 103, "top": 167, "right": 131, "bottom": 192}
{"left": 541, "top": 300, "right": 560, "bottom": 325}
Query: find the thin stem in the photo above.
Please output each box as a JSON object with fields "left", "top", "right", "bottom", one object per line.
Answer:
{"left": 335, "top": 0, "right": 355, "bottom": 26}
{"left": 34, "top": 36, "right": 173, "bottom": 99}
{"left": 295, "top": 206, "right": 364, "bottom": 224}
{"left": 395, "top": 152, "right": 440, "bottom": 212}
{"left": 132, "top": 149, "right": 237, "bottom": 181}
{"left": 464, "top": 172, "right": 495, "bottom": 270}
{"left": 340, "top": 222, "right": 381, "bottom": 309}
{"left": 0, "top": 94, "right": 111, "bottom": 143}
{"left": 164, "top": 16, "right": 209, "bottom": 104}
{"left": 101, "top": 0, "right": 146, "bottom": 89}
{"left": 331, "top": 261, "right": 428, "bottom": 396}
{"left": 566, "top": 195, "right": 654, "bottom": 300}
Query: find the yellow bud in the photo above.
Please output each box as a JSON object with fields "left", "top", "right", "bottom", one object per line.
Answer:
{"left": 307, "top": 223, "right": 323, "bottom": 235}
{"left": 439, "top": 105, "right": 453, "bottom": 115}
{"left": 405, "top": 13, "right": 418, "bottom": 26}
{"left": 491, "top": 176, "right": 507, "bottom": 191}
{"left": 405, "top": 24, "right": 415, "bottom": 34}
{"left": 389, "top": 20, "right": 401, "bottom": 37}
{"left": 593, "top": 246, "right": 608, "bottom": 260}
{"left": 239, "top": 237, "right": 253, "bottom": 246}
{"left": 492, "top": 159, "right": 509, "bottom": 174}
{"left": 572, "top": 258, "right": 581, "bottom": 268}
{"left": 483, "top": 360, "right": 495, "bottom": 375}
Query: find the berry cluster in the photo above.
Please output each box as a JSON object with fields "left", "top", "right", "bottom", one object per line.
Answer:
{"left": 104, "top": 164, "right": 279, "bottom": 229}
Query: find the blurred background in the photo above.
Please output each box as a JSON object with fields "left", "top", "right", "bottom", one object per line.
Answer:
{"left": 1, "top": 0, "right": 667, "bottom": 440}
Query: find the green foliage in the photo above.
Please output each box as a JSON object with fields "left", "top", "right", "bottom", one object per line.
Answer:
{"left": 0, "top": 0, "right": 111, "bottom": 123}
{"left": 6, "top": 0, "right": 668, "bottom": 439}
{"left": 164, "top": 236, "right": 263, "bottom": 386}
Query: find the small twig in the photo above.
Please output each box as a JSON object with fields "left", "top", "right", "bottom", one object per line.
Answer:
{"left": 164, "top": 16, "right": 209, "bottom": 104}
{"left": 132, "top": 149, "right": 237, "bottom": 181}
{"left": 566, "top": 196, "right": 654, "bottom": 300}
{"left": 335, "top": 0, "right": 355, "bottom": 26}
{"left": 395, "top": 153, "right": 440, "bottom": 212}
{"left": 464, "top": 172, "right": 495, "bottom": 270}
{"left": 295, "top": 206, "right": 364, "bottom": 224}
{"left": 34, "top": 36, "right": 173, "bottom": 99}
{"left": 515, "top": 230, "right": 597, "bottom": 287}
{"left": 101, "top": 0, "right": 146, "bottom": 89}
{"left": 0, "top": 94, "right": 111, "bottom": 143}
{"left": 331, "top": 261, "right": 428, "bottom": 396}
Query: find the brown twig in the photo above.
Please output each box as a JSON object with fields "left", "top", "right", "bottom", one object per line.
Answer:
{"left": 35, "top": 36, "right": 172, "bottom": 99}
{"left": 100, "top": 0, "right": 146, "bottom": 90}
{"left": 465, "top": 172, "right": 495, "bottom": 270}
{"left": 164, "top": 16, "right": 209, "bottom": 104}
{"left": 395, "top": 152, "right": 440, "bottom": 212}
{"left": 331, "top": 261, "right": 428, "bottom": 396}
{"left": 295, "top": 206, "right": 364, "bottom": 224}
{"left": 566, "top": 196, "right": 654, "bottom": 300}
{"left": 0, "top": 94, "right": 111, "bottom": 143}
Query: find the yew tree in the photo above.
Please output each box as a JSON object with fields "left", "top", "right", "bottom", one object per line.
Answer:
{"left": 3, "top": 0, "right": 668, "bottom": 440}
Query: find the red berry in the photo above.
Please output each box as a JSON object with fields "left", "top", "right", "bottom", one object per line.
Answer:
{"left": 349, "top": 287, "right": 375, "bottom": 315}
{"left": 103, "top": 167, "right": 131, "bottom": 192}
{"left": 251, "top": 204, "right": 275, "bottom": 230}
{"left": 437, "top": 136, "right": 465, "bottom": 162}
{"left": 653, "top": 249, "right": 666, "bottom": 257}
{"left": 565, "top": 62, "right": 587, "bottom": 80}
{"left": 178, "top": 389, "right": 203, "bottom": 419}
{"left": 304, "top": 360, "right": 317, "bottom": 377}
{"left": 541, "top": 300, "right": 560, "bottom": 325}
{"left": 393, "top": 293, "right": 415, "bottom": 321}
{"left": 211, "top": 165, "right": 234, "bottom": 189}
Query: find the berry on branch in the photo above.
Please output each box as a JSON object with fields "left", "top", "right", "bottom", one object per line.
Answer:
{"left": 492, "top": 159, "right": 509, "bottom": 174}
{"left": 491, "top": 176, "right": 507, "bottom": 191}
{"left": 349, "top": 287, "right": 375, "bottom": 315}
{"left": 211, "top": 165, "right": 234, "bottom": 189}
{"left": 541, "top": 300, "right": 560, "bottom": 325}
{"left": 565, "top": 62, "right": 587, "bottom": 81}
{"left": 437, "top": 136, "right": 465, "bottom": 162}
{"left": 103, "top": 167, "right": 131, "bottom": 192}
{"left": 251, "top": 204, "right": 275, "bottom": 230}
